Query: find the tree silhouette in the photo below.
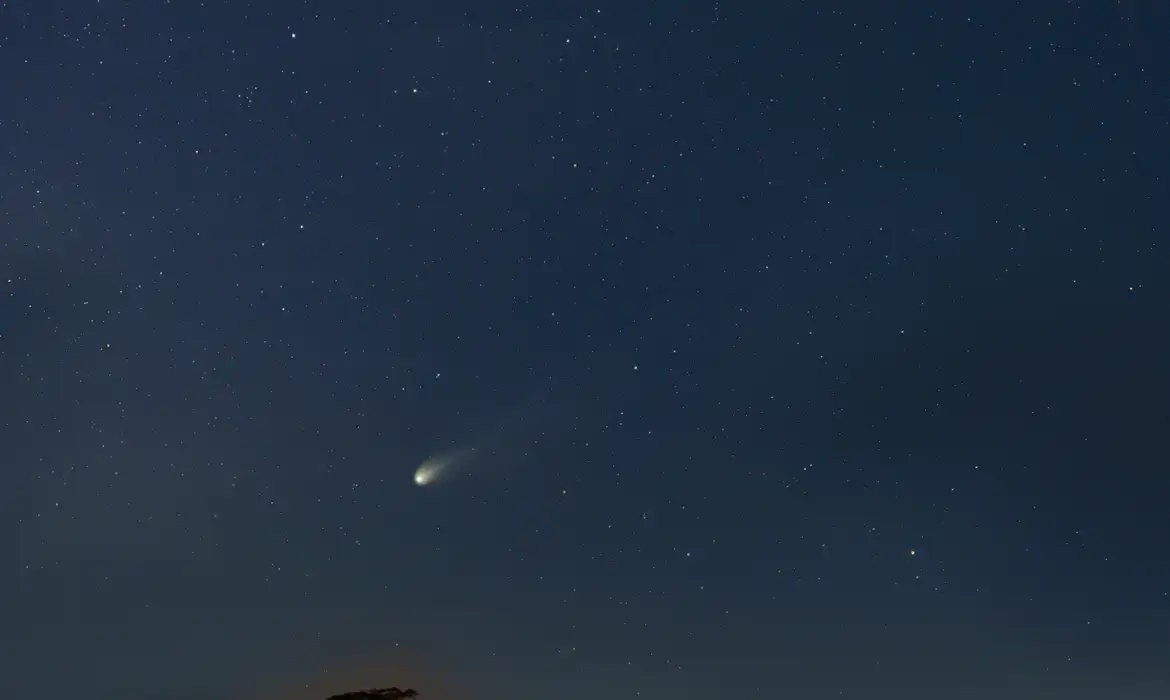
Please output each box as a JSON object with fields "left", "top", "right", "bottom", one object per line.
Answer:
{"left": 325, "top": 688, "right": 418, "bottom": 700}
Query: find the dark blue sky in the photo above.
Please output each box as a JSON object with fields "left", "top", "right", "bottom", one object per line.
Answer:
{"left": 2, "top": 2, "right": 1167, "bottom": 698}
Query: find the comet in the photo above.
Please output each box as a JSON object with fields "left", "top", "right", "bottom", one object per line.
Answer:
{"left": 413, "top": 449, "right": 473, "bottom": 487}
{"left": 411, "top": 392, "right": 562, "bottom": 487}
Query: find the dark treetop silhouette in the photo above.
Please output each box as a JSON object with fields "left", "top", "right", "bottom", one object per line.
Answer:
{"left": 325, "top": 688, "right": 418, "bottom": 700}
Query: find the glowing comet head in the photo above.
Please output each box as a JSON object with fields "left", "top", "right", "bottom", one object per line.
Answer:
{"left": 413, "top": 458, "right": 447, "bottom": 486}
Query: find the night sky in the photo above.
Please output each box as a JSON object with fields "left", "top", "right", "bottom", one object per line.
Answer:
{"left": 2, "top": 2, "right": 1167, "bottom": 699}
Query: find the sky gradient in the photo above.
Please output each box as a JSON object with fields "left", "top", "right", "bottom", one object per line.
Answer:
{"left": 1, "top": 1, "right": 1167, "bottom": 698}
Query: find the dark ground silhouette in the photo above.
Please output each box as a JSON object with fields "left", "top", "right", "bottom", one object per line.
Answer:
{"left": 325, "top": 688, "right": 418, "bottom": 700}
